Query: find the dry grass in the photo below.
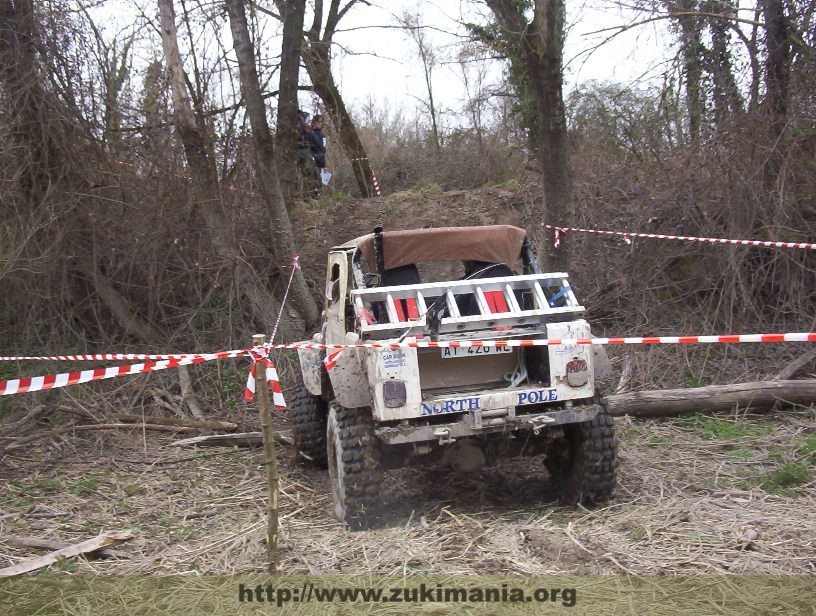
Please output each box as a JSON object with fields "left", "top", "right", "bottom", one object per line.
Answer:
{"left": 1, "top": 406, "right": 814, "bottom": 577}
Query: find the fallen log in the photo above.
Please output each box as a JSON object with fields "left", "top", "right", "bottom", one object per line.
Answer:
{"left": 2, "top": 423, "right": 198, "bottom": 450}
{"left": 172, "top": 431, "right": 293, "bottom": 447}
{"left": 605, "top": 379, "right": 816, "bottom": 418}
{"left": 115, "top": 414, "right": 237, "bottom": 431}
{"left": 0, "top": 530, "right": 134, "bottom": 577}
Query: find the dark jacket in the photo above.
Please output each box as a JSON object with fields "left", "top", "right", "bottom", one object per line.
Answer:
{"left": 308, "top": 129, "right": 326, "bottom": 168}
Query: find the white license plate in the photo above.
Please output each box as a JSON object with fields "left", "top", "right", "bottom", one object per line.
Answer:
{"left": 441, "top": 346, "right": 513, "bottom": 359}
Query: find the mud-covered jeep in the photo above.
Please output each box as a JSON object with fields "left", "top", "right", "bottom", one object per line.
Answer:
{"left": 291, "top": 225, "right": 616, "bottom": 528}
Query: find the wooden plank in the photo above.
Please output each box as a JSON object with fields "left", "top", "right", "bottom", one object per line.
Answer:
{"left": 0, "top": 530, "right": 134, "bottom": 577}
{"left": 4, "top": 537, "right": 128, "bottom": 558}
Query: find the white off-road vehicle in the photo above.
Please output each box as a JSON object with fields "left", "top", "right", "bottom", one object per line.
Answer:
{"left": 290, "top": 225, "right": 616, "bottom": 529}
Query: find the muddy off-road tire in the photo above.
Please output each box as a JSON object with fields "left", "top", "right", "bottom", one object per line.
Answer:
{"left": 326, "top": 403, "right": 383, "bottom": 530}
{"left": 289, "top": 377, "right": 328, "bottom": 468}
{"left": 545, "top": 404, "right": 617, "bottom": 506}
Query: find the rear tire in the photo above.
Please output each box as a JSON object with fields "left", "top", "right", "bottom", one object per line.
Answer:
{"left": 289, "top": 375, "right": 328, "bottom": 468}
{"left": 546, "top": 403, "right": 617, "bottom": 506}
{"left": 326, "top": 403, "right": 383, "bottom": 530}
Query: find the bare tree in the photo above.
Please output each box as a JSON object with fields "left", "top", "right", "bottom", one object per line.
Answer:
{"left": 483, "top": 0, "right": 571, "bottom": 270}
{"left": 399, "top": 11, "right": 441, "bottom": 151}
{"left": 157, "top": 0, "right": 307, "bottom": 340}
{"left": 225, "top": 0, "right": 319, "bottom": 329}
{"left": 761, "top": 0, "right": 790, "bottom": 126}
{"left": 274, "top": 0, "right": 306, "bottom": 201}
{"left": 456, "top": 44, "right": 492, "bottom": 148}
{"left": 705, "top": 0, "right": 743, "bottom": 126}
{"left": 0, "top": 0, "right": 62, "bottom": 290}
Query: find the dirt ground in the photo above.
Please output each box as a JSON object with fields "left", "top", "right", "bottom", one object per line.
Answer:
{"left": 1, "top": 404, "right": 814, "bottom": 576}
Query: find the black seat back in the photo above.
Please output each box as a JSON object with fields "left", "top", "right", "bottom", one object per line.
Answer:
{"left": 381, "top": 264, "right": 421, "bottom": 286}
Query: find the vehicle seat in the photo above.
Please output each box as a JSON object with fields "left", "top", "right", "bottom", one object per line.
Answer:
{"left": 382, "top": 264, "right": 421, "bottom": 286}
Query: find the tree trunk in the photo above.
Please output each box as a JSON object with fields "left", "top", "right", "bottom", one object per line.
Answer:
{"left": 746, "top": 7, "right": 762, "bottom": 112}
{"left": 761, "top": 0, "right": 790, "bottom": 126}
{"left": 605, "top": 380, "right": 816, "bottom": 417}
{"left": 421, "top": 46, "right": 440, "bottom": 152}
{"left": 485, "top": 0, "right": 571, "bottom": 271}
{"left": 707, "top": 0, "right": 743, "bottom": 127}
{"left": 226, "top": 0, "right": 319, "bottom": 331}
{"left": 274, "top": 0, "right": 306, "bottom": 202}
{"left": 401, "top": 12, "right": 441, "bottom": 151}
{"left": 157, "top": 0, "right": 306, "bottom": 340}
{"left": 758, "top": 0, "right": 790, "bottom": 199}
{"left": 671, "top": 0, "right": 705, "bottom": 143}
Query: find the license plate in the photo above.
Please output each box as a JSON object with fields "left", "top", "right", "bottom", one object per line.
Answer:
{"left": 441, "top": 346, "right": 513, "bottom": 359}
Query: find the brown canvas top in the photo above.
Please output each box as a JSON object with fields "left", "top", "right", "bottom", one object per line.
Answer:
{"left": 338, "top": 225, "right": 528, "bottom": 271}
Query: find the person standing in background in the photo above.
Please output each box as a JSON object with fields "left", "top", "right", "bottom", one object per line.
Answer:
{"left": 296, "top": 110, "right": 319, "bottom": 188}
{"left": 308, "top": 114, "right": 327, "bottom": 171}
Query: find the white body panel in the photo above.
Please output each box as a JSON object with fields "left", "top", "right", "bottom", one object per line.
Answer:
{"left": 547, "top": 320, "right": 595, "bottom": 402}
{"left": 366, "top": 320, "right": 595, "bottom": 421}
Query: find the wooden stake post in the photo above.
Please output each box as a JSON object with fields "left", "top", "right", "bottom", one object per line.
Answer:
{"left": 252, "top": 334, "right": 279, "bottom": 573}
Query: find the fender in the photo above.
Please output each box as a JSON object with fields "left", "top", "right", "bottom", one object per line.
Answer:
{"left": 296, "top": 346, "right": 324, "bottom": 397}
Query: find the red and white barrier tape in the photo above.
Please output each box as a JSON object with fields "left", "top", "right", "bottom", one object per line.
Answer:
{"left": 244, "top": 348, "right": 286, "bottom": 409}
{"left": 0, "top": 352, "right": 240, "bottom": 396}
{"left": 352, "top": 156, "right": 382, "bottom": 197}
{"left": 0, "top": 347, "right": 285, "bottom": 407}
{"left": 267, "top": 332, "right": 816, "bottom": 351}
{"left": 3, "top": 332, "right": 813, "bottom": 397}
{"left": 0, "top": 353, "right": 219, "bottom": 362}
{"left": 323, "top": 349, "right": 343, "bottom": 371}
{"left": 543, "top": 224, "right": 816, "bottom": 250}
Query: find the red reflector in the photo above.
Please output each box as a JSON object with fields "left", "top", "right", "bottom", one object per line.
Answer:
{"left": 566, "top": 358, "right": 589, "bottom": 387}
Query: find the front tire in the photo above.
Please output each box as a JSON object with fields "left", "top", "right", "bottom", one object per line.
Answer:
{"left": 546, "top": 404, "right": 617, "bottom": 506}
{"left": 326, "top": 403, "right": 383, "bottom": 530}
{"left": 289, "top": 375, "right": 328, "bottom": 468}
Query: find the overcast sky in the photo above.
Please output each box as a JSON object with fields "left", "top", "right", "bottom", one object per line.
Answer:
{"left": 320, "top": 1, "right": 672, "bottom": 119}
{"left": 94, "top": 0, "right": 675, "bottom": 124}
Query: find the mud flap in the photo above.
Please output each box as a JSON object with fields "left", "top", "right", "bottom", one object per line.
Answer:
{"left": 297, "top": 346, "right": 325, "bottom": 397}
{"left": 328, "top": 346, "right": 372, "bottom": 409}
{"left": 592, "top": 344, "right": 613, "bottom": 381}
